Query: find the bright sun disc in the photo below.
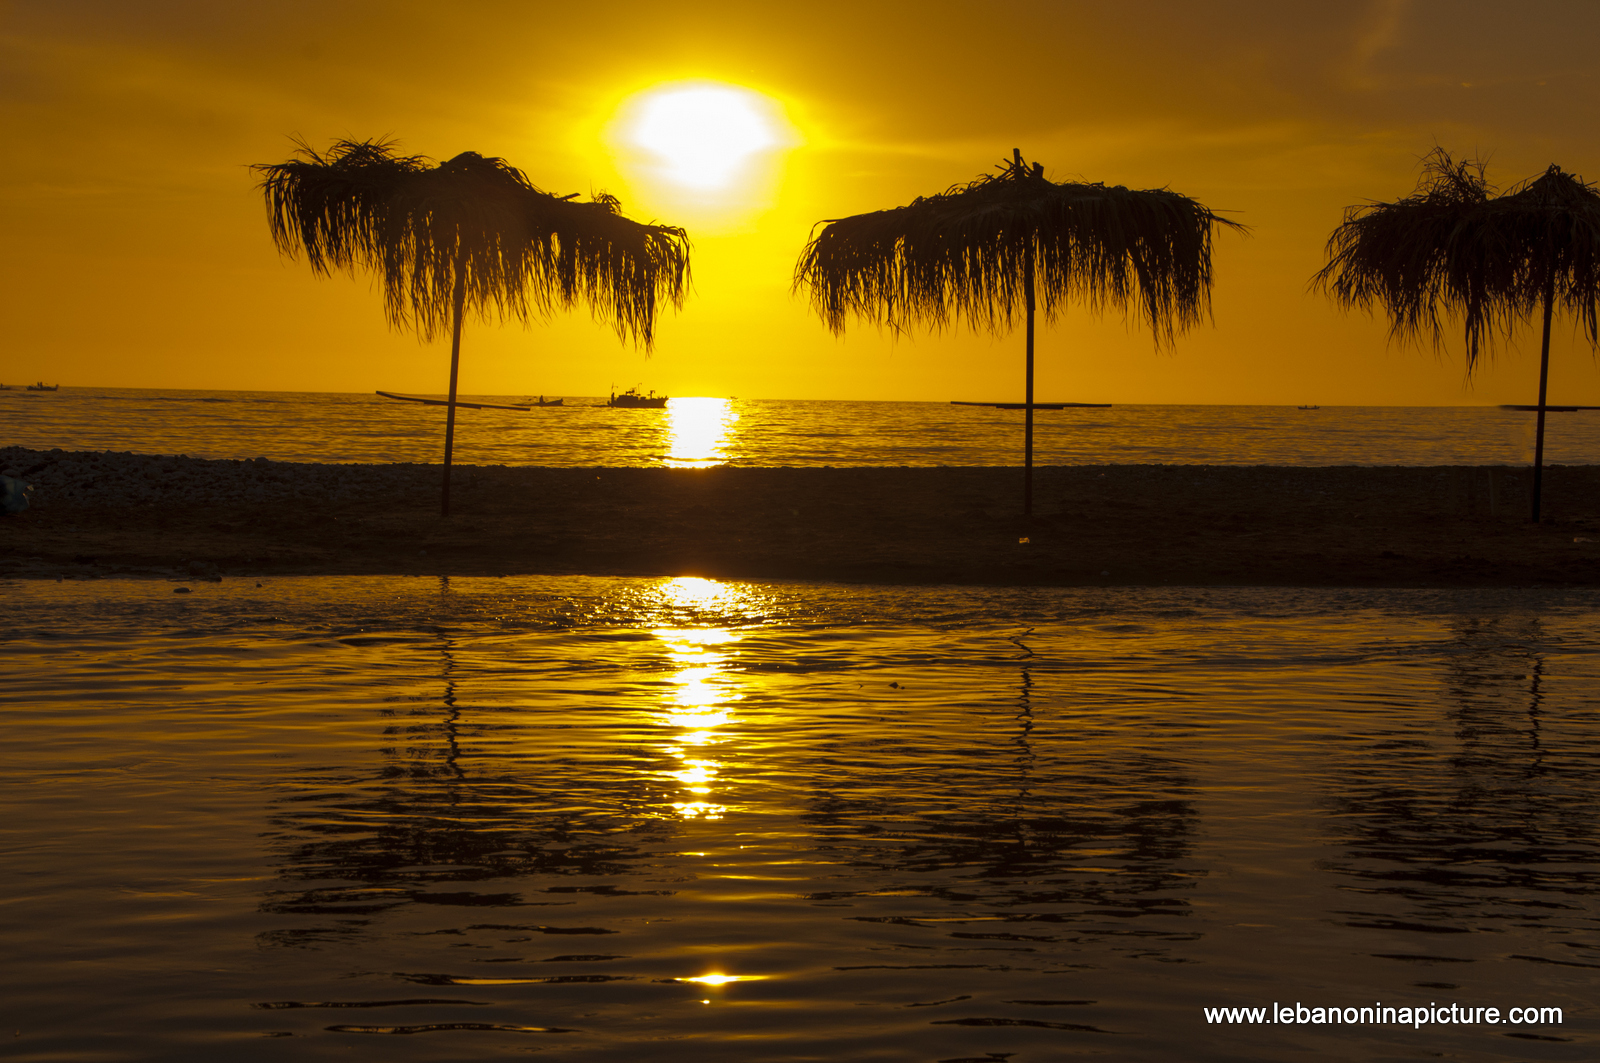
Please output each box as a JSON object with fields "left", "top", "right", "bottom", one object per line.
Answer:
{"left": 631, "top": 86, "right": 779, "bottom": 190}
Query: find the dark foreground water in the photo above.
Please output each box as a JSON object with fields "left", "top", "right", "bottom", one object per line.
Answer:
{"left": 3, "top": 577, "right": 1597, "bottom": 1061}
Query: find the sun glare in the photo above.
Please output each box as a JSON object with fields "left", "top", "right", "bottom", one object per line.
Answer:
{"left": 666, "top": 397, "right": 738, "bottom": 468}
{"left": 626, "top": 84, "right": 784, "bottom": 191}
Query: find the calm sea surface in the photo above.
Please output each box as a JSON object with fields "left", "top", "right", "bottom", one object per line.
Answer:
{"left": 7, "top": 387, "right": 1600, "bottom": 467}
{"left": 3, "top": 577, "right": 1597, "bottom": 1061}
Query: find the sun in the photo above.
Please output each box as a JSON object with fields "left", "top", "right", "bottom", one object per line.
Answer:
{"left": 626, "top": 84, "right": 783, "bottom": 191}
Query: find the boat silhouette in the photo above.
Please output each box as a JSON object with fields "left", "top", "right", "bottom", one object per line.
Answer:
{"left": 607, "top": 386, "right": 667, "bottom": 409}
{"left": 376, "top": 390, "right": 531, "bottom": 411}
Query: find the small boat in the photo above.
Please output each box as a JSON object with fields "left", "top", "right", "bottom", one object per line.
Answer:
{"left": 0, "top": 384, "right": 11, "bottom": 390}
{"left": 26, "top": 382, "right": 59, "bottom": 391}
{"left": 376, "top": 390, "right": 530, "bottom": 411}
{"left": 526, "top": 396, "right": 564, "bottom": 406}
{"left": 951, "top": 400, "right": 1111, "bottom": 409}
{"left": 1297, "top": 405, "right": 1320, "bottom": 410}
{"left": 608, "top": 386, "right": 668, "bottom": 409}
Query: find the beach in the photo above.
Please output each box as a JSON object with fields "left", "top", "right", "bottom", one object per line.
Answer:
{"left": 4, "top": 446, "right": 1598, "bottom": 585}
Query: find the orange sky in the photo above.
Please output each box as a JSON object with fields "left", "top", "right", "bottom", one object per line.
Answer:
{"left": 5, "top": 0, "right": 1600, "bottom": 405}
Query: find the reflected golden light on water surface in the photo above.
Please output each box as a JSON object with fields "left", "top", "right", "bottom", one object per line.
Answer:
{"left": 651, "top": 577, "right": 758, "bottom": 819}
{"left": 676, "top": 973, "right": 769, "bottom": 986}
{"left": 15, "top": 576, "right": 1600, "bottom": 1056}
{"left": 665, "top": 397, "right": 738, "bottom": 468}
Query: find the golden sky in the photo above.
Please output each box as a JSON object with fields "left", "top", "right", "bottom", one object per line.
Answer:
{"left": 5, "top": 0, "right": 1600, "bottom": 404}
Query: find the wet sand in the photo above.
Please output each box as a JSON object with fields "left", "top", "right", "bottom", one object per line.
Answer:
{"left": 3, "top": 451, "right": 1599, "bottom": 585}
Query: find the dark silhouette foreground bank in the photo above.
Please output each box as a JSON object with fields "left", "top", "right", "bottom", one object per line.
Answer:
{"left": 4, "top": 450, "right": 1599, "bottom": 586}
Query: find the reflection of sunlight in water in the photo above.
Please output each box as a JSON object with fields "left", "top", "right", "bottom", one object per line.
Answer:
{"left": 671, "top": 759, "right": 717, "bottom": 792}
{"left": 666, "top": 397, "right": 738, "bottom": 468}
{"left": 671, "top": 800, "right": 728, "bottom": 818}
{"left": 651, "top": 577, "right": 761, "bottom": 820}
{"left": 676, "top": 973, "right": 769, "bottom": 985}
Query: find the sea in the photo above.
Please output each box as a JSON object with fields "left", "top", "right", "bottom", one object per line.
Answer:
{"left": 6, "top": 385, "right": 1600, "bottom": 468}
{"left": 4, "top": 390, "right": 1598, "bottom": 1061}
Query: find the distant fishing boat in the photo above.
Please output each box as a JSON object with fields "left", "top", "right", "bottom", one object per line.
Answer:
{"left": 376, "top": 390, "right": 531, "bottom": 411}
{"left": 608, "top": 386, "right": 668, "bottom": 409}
{"left": 951, "top": 400, "right": 1111, "bottom": 409}
{"left": 26, "top": 382, "right": 58, "bottom": 391}
{"left": 0, "top": 384, "right": 11, "bottom": 390}
{"left": 1297, "top": 405, "right": 1320, "bottom": 410}
{"left": 526, "top": 396, "right": 564, "bottom": 406}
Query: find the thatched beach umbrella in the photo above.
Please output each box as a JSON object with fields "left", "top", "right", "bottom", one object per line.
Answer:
{"left": 795, "top": 149, "right": 1243, "bottom": 515}
{"left": 1314, "top": 149, "right": 1600, "bottom": 521}
{"left": 255, "top": 139, "right": 690, "bottom": 515}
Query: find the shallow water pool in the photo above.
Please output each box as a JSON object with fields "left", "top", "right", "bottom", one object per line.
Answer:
{"left": 3, "top": 577, "right": 1596, "bottom": 1061}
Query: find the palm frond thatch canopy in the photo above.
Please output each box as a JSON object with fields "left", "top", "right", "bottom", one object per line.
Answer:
{"left": 797, "top": 151, "right": 1242, "bottom": 345}
{"left": 257, "top": 138, "right": 690, "bottom": 344}
{"left": 1314, "top": 149, "right": 1600, "bottom": 520}
{"left": 1313, "top": 149, "right": 1600, "bottom": 367}
{"left": 254, "top": 138, "right": 690, "bottom": 515}
{"left": 796, "top": 150, "right": 1243, "bottom": 513}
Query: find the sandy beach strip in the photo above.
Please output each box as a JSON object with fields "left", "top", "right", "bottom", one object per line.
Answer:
{"left": 3, "top": 446, "right": 1599, "bottom": 586}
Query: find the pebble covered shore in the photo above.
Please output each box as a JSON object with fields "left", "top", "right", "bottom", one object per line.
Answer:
{"left": 1, "top": 445, "right": 439, "bottom": 509}
{"left": 4, "top": 446, "right": 1600, "bottom": 586}
{"left": 0, "top": 444, "right": 1571, "bottom": 511}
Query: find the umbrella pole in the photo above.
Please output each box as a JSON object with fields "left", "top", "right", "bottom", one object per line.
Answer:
{"left": 1531, "top": 272, "right": 1555, "bottom": 523}
{"left": 1024, "top": 248, "right": 1036, "bottom": 517}
{"left": 441, "top": 259, "right": 466, "bottom": 518}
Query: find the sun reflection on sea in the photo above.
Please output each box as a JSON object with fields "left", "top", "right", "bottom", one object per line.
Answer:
{"left": 665, "top": 397, "right": 738, "bottom": 468}
{"left": 675, "top": 973, "right": 769, "bottom": 985}
{"left": 651, "top": 577, "right": 755, "bottom": 819}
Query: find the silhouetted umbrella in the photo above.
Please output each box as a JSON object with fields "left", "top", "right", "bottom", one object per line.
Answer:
{"left": 1315, "top": 149, "right": 1600, "bottom": 521}
{"left": 255, "top": 139, "right": 690, "bottom": 515}
{"left": 796, "top": 150, "right": 1242, "bottom": 515}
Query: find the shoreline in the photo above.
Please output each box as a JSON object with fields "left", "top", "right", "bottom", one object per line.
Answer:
{"left": 4, "top": 447, "right": 1599, "bottom": 586}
